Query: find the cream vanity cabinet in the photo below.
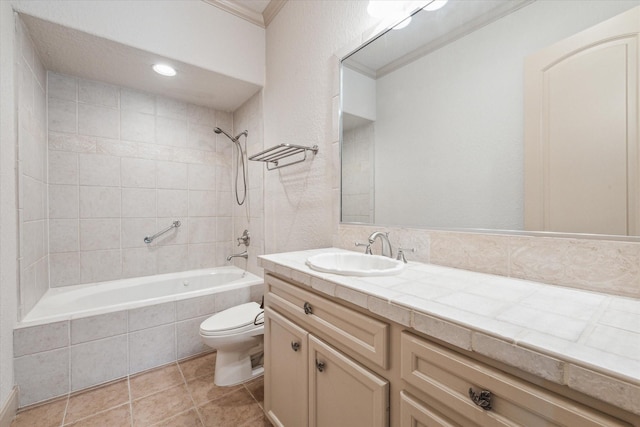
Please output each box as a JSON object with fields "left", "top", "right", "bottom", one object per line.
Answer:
{"left": 264, "top": 274, "right": 390, "bottom": 427}
{"left": 263, "top": 271, "right": 638, "bottom": 427}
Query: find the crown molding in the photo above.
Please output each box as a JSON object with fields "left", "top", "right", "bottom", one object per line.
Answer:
{"left": 202, "top": 0, "right": 286, "bottom": 28}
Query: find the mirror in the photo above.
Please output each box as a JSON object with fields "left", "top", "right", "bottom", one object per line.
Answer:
{"left": 341, "top": 0, "right": 640, "bottom": 237}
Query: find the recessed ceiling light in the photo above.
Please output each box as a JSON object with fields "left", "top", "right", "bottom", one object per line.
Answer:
{"left": 424, "top": 0, "right": 448, "bottom": 11}
{"left": 152, "top": 64, "right": 176, "bottom": 77}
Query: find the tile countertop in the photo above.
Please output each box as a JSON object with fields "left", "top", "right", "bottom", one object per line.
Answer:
{"left": 258, "top": 248, "right": 640, "bottom": 415}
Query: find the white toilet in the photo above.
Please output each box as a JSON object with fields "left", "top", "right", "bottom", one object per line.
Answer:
{"left": 199, "top": 301, "right": 265, "bottom": 386}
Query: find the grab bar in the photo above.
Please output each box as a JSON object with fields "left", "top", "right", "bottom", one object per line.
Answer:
{"left": 144, "top": 220, "right": 181, "bottom": 244}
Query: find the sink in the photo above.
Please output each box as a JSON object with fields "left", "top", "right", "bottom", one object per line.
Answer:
{"left": 306, "top": 252, "right": 405, "bottom": 276}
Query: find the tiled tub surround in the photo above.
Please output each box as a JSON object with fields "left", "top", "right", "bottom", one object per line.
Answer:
{"left": 14, "top": 268, "right": 263, "bottom": 407}
{"left": 47, "top": 72, "right": 238, "bottom": 290}
{"left": 259, "top": 248, "right": 640, "bottom": 416}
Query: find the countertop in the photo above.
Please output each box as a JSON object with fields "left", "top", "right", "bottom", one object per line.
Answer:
{"left": 259, "top": 247, "right": 640, "bottom": 415}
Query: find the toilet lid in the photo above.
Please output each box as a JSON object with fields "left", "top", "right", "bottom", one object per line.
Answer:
{"left": 200, "top": 301, "right": 262, "bottom": 334}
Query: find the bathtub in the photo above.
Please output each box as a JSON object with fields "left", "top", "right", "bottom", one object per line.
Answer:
{"left": 14, "top": 266, "right": 263, "bottom": 406}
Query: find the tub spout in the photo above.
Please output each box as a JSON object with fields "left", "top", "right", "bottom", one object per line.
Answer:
{"left": 227, "top": 250, "right": 248, "bottom": 261}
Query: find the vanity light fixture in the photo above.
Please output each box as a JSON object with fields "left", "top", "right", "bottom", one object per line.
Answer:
{"left": 152, "top": 63, "right": 177, "bottom": 77}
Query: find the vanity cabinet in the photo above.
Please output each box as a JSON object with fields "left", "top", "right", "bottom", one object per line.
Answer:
{"left": 264, "top": 274, "right": 390, "bottom": 427}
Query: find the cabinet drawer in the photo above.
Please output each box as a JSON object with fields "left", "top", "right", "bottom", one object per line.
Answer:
{"left": 401, "top": 391, "right": 458, "bottom": 427}
{"left": 400, "top": 332, "right": 631, "bottom": 427}
{"left": 266, "top": 273, "right": 389, "bottom": 369}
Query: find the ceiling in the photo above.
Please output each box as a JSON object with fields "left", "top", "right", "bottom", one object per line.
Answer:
{"left": 18, "top": 0, "right": 287, "bottom": 113}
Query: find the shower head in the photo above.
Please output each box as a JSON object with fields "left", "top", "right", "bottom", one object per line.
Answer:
{"left": 214, "top": 127, "right": 248, "bottom": 143}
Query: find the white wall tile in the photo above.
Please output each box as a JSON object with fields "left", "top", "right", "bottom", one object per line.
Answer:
{"left": 79, "top": 186, "right": 121, "bottom": 218}
{"left": 156, "top": 116, "right": 187, "bottom": 147}
{"left": 48, "top": 151, "right": 78, "bottom": 185}
{"left": 176, "top": 294, "right": 216, "bottom": 321}
{"left": 188, "top": 243, "right": 216, "bottom": 270}
{"left": 157, "top": 189, "right": 188, "bottom": 217}
{"left": 121, "top": 157, "right": 156, "bottom": 188}
{"left": 14, "top": 322, "right": 69, "bottom": 357}
{"left": 122, "top": 218, "right": 157, "bottom": 248}
{"left": 156, "top": 97, "right": 187, "bottom": 120}
{"left": 48, "top": 97, "right": 76, "bottom": 133}
{"left": 14, "top": 348, "right": 69, "bottom": 406}
{"left": 216, "top": 191, "right": 232, "bottom": 217}
{"left": 189, "top": 191, "right": 216, "bottom": 217}
{"left": 80, "top": 219, "right": 121, "bottom": 251}
{"left": 49, "top": 252, "right": 80, "bottom": 287}
{"left": 188, "top": 164, "right": 216, "bottom": 190}
{"left": 122, "top": 247, "right": 157, "bottom": 278}
{"left": 188, "top": 218, "right": 217, "bottom": 244}
{"left": 78, "top": 153, "right": 121, "bottom": 187}
{"left": 122, "top": 188, "right": 156, "bottom": 218}
{"left": 78, "top": 103, "right": 118, "bottom": 139}
{"left": 129, "top": 324, "right": 176, "bottom": 374}
{"left": 49, "top": 185, "right": 79, "bottom": 219}
{"left": 129, "top": 302, "right": 176, "bottom": 332}
{"left": 71, "top": 312, "right": 128, "bottom": 344}
{"left": 80, "top": 249, "right": 121, "bottom": 283}
{"left": 217, "top": 217, "right": 232, "bottom": 243}
{"left": 121, "top": 88, "right": 155, "bottom": 114}
{"left": 48, "top": 72, "right": 77, "bottom": 101}
{"left": 21, "top": 176, "right": 45, "bottom": 221}
{"left": 121, "top": 110, "right": 155, "bottom": 143}
{"left": 78, "top": 80, "right": 119, "bottom": 108}
{"left": 215, "top": 287, "right": 252, "bottom": 312}
{"left": 157, "top": 161, "right": 188, "bottom": 189}
{"left": 187, "top": 123, "right": 216, "bottom": 152}
{"left": 21, "top": 220, "right": 44, "bottom": 266}
{"left": 157, "top": 245, "right": 189, "bottom": 274}
{"left": 188, "top": 104, "right": 215, "bottom": 126}
{"left": 176, "top": 316, "right": 210, "bottom": 359}
{"left": 49, "top": 219, "right": 79, "bottom": 253}
{"left": 71, "top": 335, "right": 127, "bottom": 391}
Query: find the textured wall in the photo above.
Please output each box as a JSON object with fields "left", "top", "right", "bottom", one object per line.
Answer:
{"left": 264, "top": 0, "right": 376, "bottom": 254}
{"left": 0, "top": 0, "right": 18, "bottom": 414}
{"left": 46, "top": 72, "right": 236, "bottom": 288}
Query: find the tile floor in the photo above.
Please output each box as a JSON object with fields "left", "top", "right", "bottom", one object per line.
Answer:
{"left": 10, "top": 352, "right": 272, "bottom": 427}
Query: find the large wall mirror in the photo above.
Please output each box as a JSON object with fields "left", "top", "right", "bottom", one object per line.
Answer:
{"left": 341, "top": 0, "right": 640, "bottom": 238}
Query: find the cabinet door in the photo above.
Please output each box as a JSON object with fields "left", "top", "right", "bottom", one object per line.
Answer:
{"left": 265, "top": 309, "right": 309, "bottom": 427}
{"left": 309, "top": 335, "right": 389, "bottom": 427}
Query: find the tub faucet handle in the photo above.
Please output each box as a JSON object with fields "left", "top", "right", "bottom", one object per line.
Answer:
{"left": 237, "top": 229, "right": 250, "bottom": 247}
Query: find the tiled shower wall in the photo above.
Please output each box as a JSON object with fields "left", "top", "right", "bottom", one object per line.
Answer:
{"left": 47, "top": 72, "right": 236, "bottom": 288}
{"left": 16, "top": 17, "right": 48, "bottom": 318}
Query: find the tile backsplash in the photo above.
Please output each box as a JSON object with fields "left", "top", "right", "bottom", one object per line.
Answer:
{"left": 335, "top": 224, "right": 640, "bottom": 299}
{"left": 47, "top": 72, "right": 236, "bottom": 287}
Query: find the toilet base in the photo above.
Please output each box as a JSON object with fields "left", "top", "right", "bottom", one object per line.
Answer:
{"left": 213, "top": 341, "right": 264, "bottom": 387}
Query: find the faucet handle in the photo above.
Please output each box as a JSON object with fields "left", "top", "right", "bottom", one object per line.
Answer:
{"left": 355, "top": 242, "right": 372, "bottom": 254}
{"left": 396, "top": 247, "right": 415, "bottom": 263}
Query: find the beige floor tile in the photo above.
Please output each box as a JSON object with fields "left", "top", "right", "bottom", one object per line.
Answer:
{"left": 178, "top": 352, "right": 216, "bottom": 381}
{"left": 239, "top": 413, "right": 273, "bottom": 427}
{"left": 186, "top": 374, "right": 242, "bottom": 406}
{"left": 132, "top": 384, "right": 193, "bottom": 427}
{"left": 244, "top": 376, "right": 264, "bottom": 408}
{"left": 150, "top": 408, "right": 203, "bottom": 427}
{"left": 11, "top": 397, "right": 67, "bottom": 427}
{"left": 130, "top": 363, "right": 184, "bottom": 400}
{"left": 65, "top": 403, "right": 131, "bottom": 427}
{"left": 198, "top": 389, "right": 263, "bottom": 427}
{"left": 65, "top": 379, "right": 129, "bottom": 424}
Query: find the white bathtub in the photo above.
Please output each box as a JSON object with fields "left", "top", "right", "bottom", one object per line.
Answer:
{"left": 21, "top": 266, "right": 263, "bottom": 327}
{"left": 14, "top": 266, "right": 264, "bottom": 406}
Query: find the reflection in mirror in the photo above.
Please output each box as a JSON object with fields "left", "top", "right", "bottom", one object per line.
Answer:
{"left": 341, "top": 0, "right": 640, "bottom": 237}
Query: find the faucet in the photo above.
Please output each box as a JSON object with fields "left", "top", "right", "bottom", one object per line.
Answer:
{"left": 368, "top": 231, "right": 393, "bottom": 258}
{"left": 227, "top": 250, "right": 248, "bottom": 261}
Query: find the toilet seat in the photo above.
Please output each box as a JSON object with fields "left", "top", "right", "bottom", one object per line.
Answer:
{"left": 200, "top": 302, "right": 263, "bottom": 337}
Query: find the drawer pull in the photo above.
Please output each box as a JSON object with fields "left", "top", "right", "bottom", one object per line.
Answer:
{"left": 303, "top": 302, "right": 313, "bottom": 315}
{"left": 469, "top": 388, "right": 492, "bottom": 410}
{"left": 291, "top": 341, "right": 301, "bottom": 352}
{"left": 316, "top": 360, "right": 326, "bottom": 372}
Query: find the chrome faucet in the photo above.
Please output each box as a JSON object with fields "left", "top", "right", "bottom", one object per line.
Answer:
{"left": 368, "top": 231, "right": 393, "bottom": 258}
{"left": 227, "top": 250, "right": 248, "bottom": 261}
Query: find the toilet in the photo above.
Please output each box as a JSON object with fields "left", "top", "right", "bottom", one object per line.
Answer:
{"left": 199, "top": 301, "right": 265, "bottom": 387}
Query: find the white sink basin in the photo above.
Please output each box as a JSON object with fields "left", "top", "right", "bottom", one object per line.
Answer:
{"left": 306, "top": 252, "right": 405, "bottom": 277}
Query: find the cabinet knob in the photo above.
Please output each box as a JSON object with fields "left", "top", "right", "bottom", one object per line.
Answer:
{"left": 291, "top": 341, "right": 301, "bottom": 352}
{"left": 316, "top": 360, "right": 326, "bottom": 372}
{"left": 468, "top": 388, "right": 492, "bottom": 410}
{"left": 303, "top": 302, "right": 313, "bottom": 315}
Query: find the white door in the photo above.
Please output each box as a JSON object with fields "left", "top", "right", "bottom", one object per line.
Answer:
{"left": 524, "top": 6, "right": 639, "bottom": 235}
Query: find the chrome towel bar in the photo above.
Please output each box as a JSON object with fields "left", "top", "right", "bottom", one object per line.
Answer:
{"left": 249, "top": 144, "right": 318, "bottom": 170}
{"left": 144, "top": 220, "right": 181, "bottom": 244}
